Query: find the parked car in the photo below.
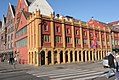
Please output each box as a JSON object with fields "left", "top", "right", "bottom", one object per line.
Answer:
{"left": 103, "top": 56, "right": 117, "bottom": 68}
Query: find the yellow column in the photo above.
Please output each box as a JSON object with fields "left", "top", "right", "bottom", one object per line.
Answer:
{"left": 81, "top": 51, "right": 84, "bottom": 62}
{"left": 88, "top": 51, "right": 91, "bottom": 61}
{"left": 104, "top": 32, "right": 107, "bottom": 49}
{"left": 50, "top": 14, "right": 55, "bottom": 48}
{"left": 72, "top": 51, "right": 75, "bottom": 63}
{"left": 99, "top": 31, "right": 102, "bottom": 49}
{"left": 77, "top": 51, "right": 80, "bottom": 62}
{"left": 85, "top": 51, "right": 87, "bottom": 62}
{"left": 62, "top": 17, "right": 66, "bottom": 48}
{"left": 71, "top": 20, "right": 75, "bottom": 48}
{"left": 29, "top": 21, "right": 32, "bottom": 49}
{"left": 45, "top": 51, "right": 48, "bottom": 65}
{"left": 95, "top": 51, "right": 97, "bottom": 61}
{"left": 68, "top": 51, "right": 71, "bottom": 63}
{"left": 63, "top": 51, "right": 66, "bottom": 64}
{"left": 80, "top": 27, "right": 83, "bottom": 48}
{"left": 35, "top": 10, "right": 41, "bottom": 49}
{"left": 57, "top": 51, "right": 60, "bottom": 64}
{"left": 32, "top": 14, "right": 35, "bottom": 48}
{"left": 51, "top": 51, "right": 54, "bottom": 65}
{"left": 36, "top": 53, "right": 40, "bottom": 66}
{"left": 87, "top": 30, "right": 90, "bottom": 48}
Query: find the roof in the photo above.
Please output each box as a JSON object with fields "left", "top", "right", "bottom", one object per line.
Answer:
{"left": 109, "top": 21, "right": 119, "bottom": 25}
{"left": 89, "top": 19, "right": 119, "bottom": 32}
{"left": 22, "top": 11, "right": 31, "bottom": 19}
{"left": 11, "top": 4, "right": 16, "bottom": 17}
{"left": 9, "top": 3, "right": 16, "bottom": 18}
{"left": 3, "top": 15, "right": 6, "bottom": 23}
{"left": 26, "top": 0, "right": 35, "bottom": 6}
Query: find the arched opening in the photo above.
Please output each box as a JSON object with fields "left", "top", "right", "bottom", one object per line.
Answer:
{"left": 90, "top": 51, "right": 92, "bottom": 61}
{"left": 70, "top": 51, "right": 73, "bottom": 62}
{"left": 96, "top": 51, "right": 98, "bottom": 60}
{"left": 29, "top": 52, "right": 30, "bottom": 64}
{"left": 32, "top": 52, "right": 33, "bottom": 64}
{"left": 40, "top": 51, "right": 45, "bottom": 65}
{"left": 83, "top": 51, "right": 85, "bottom": 62}
{"left": 99, "top": 51, "right": 101, "bottom": 60}
{"left": 102, "top": 51, "right": 104, "bottom": 58}
{"left": 79, "top": 51, "right": 81, "bottom": 61}
{"left": 60, "top": 51, "right": 63, "bottom": 63}
{"left": 54, "top": 51, "right": 57, "bottom": 64}
{"left": 75, "top": 51, "right": 77, "bottom": 61}
{"left": 48, "top": 51, "right": 51, "bottom": 65}
{"left": 87, "top": 51, "right": 89, "bottom": 61}
{"left": 65, "top": 51, "right": 68, "bottom": 63}
{"left": 35, "top": 51, "right": 37, "bottom": 64}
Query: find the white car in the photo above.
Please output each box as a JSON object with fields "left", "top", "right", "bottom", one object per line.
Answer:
{"left": 103, "top": 56, "right": 117, "bottom": 68}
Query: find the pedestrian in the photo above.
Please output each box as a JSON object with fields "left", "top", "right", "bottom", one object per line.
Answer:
{"left": 106, "top": 53, "right": 116, "bottom": 78}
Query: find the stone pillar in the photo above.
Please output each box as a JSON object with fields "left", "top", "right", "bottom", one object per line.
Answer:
{"left": 104, "top": 32, "right": 107, "bottom": 49}
{"left": 99, "top": 31, "right": 102, "bottom": 49}
{"left": 57, "top": 51, "right": 60, "bottom": 64}
{"left": 81, "top": 51, "right": 84, "bottom": 62}
{"left": 88, "top": 51, "right": 91, "bottom": 61}
{"left": 95, "top": 51, "right": 97, "bottom": 61}
{"left": 87, "top": 30, "right": 90, "bottom": 48}
{"left": 77, "top": 51, "right": 80, "bottom": 62}
{"left": 50, "top": 14, "right": 55, "bottom": 48}
{"left": 85, "top": 51, "right": 87, "bottom": 62}
{"left": 62, "top": 17, "right": 66, "bottom": 48}
{"left": 72, "top": 51, "right": 75, "bottom": 63}
{"left": 71, "top": 20, "right": 75, "bottom": 48}
{"left": 36, "top": 53, "right": 40, "bottom": 66}
{"left": 45, "top": 51, "right": 48, "bottom": 65}
{"left": 51, "top": 51, "right": 54, "bottom": 65}
{"left": 80, "top": 27, "right": 83, "bottom": 48}
{"left": 35, "top": 11, "right": 41, "bottom": 49}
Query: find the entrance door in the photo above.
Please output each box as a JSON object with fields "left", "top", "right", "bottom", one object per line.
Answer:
{"left": 41, "top": 51, "right": 45, "bottom": 65}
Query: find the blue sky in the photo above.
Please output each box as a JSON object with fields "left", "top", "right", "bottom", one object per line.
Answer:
{"left": 0, "top": 0, "right": 119, "bottom": 22}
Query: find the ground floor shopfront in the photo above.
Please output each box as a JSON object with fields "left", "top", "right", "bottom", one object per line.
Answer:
{"left": 0, "top": 51, "right": 13, "bottom": 62}
{"left": 28, "top": 48, "right": 111, "bottom": 66}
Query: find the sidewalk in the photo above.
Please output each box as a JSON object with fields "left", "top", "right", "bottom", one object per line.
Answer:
{"left": 0, "top": 61, "right": 37, "bottom": 73}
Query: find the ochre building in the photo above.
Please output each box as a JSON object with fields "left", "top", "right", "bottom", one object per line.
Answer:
{"left": 27, "top": 10, "right": 112, "bottom": 66}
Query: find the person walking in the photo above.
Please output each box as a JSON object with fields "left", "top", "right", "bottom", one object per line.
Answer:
{"left": 106, "top": 53, "right": 116, "bottom": 78}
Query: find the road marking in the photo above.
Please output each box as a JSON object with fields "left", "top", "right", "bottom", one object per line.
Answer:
{"left": 27, "top": 68, "right": 106, "bottom": 80}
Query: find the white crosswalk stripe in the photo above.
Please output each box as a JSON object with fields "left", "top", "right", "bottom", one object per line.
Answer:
{"left": 27, "top": 68, "right": 105, "bottom": 80}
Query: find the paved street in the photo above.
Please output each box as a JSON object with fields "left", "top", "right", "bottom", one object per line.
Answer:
{"left": 0, "top": 60, "right": 116, "bottom": 80}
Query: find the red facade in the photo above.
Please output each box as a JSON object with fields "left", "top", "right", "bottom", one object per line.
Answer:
{"left": 14, "top": 0, "right": 29, "bottom": 64}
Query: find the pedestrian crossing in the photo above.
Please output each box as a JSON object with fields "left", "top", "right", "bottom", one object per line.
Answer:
{"left": 27, "top": 68, "right": 106, "bottom": 80}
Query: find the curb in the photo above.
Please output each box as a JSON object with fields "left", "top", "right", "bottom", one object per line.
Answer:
{"left": 0, "top": 68, "right": 30, "bottom": 73}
